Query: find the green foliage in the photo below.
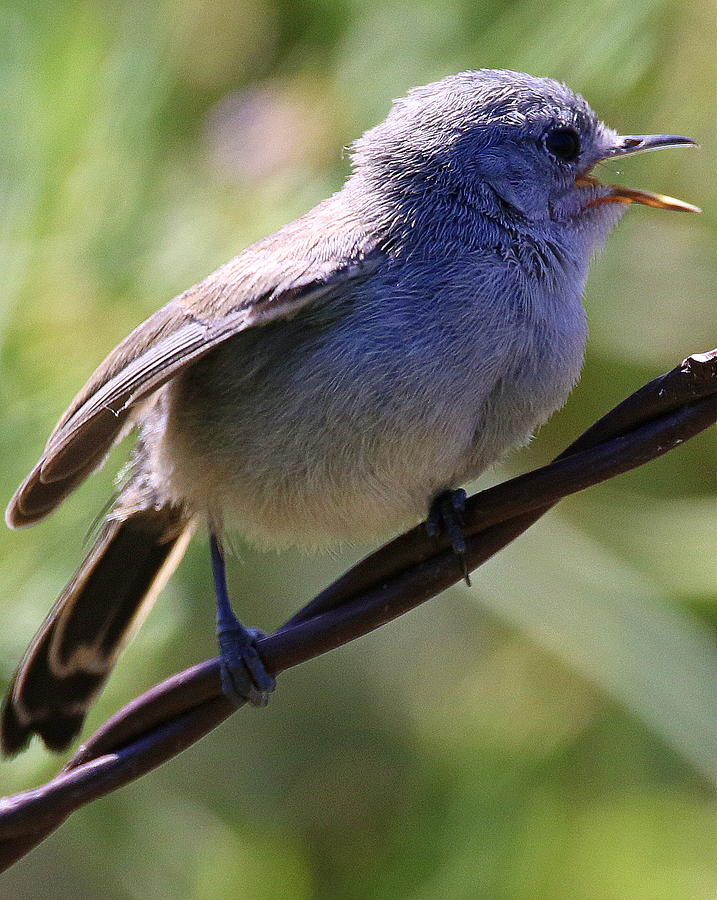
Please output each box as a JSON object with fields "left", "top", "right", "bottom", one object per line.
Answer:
{"left": 0, "top": 0, "right": 713, "bottom": 896}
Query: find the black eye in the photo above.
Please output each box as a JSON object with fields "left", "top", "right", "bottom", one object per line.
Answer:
{"left": 543, "top": 127, "right": 581, "bottom": 162}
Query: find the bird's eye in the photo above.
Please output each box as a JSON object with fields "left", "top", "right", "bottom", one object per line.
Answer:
{"left": 543, "top": 127, "right": 581, "bottom": 162}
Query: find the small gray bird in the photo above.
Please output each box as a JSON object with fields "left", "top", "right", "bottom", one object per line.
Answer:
{"left": 1, "top": 69, "right": 698, "bottom": 755}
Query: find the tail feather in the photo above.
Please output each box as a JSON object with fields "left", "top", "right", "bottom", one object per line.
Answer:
{"left": 1, "top": 504, "right": 193, "bottom": 755}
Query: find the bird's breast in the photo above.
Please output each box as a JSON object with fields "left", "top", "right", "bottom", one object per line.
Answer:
{"left": 151, "top": 255, "right": 587, "bottom": 548}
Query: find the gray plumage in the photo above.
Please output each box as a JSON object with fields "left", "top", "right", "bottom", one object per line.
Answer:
{"left": 1, "top": 69, "right": 697, "bottom": 753}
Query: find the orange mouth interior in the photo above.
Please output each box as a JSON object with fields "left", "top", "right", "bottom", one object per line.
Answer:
{"left": 576, "top": 174, "right": 701, "bottom": 213}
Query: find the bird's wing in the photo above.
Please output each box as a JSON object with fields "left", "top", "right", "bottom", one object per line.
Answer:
{"left": 8, "top": 204, "right": 382, "bottom": 527}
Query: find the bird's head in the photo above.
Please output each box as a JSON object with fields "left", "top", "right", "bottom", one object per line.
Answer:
{"left": 351, "top": 69, "right": 699, "bottom": 251}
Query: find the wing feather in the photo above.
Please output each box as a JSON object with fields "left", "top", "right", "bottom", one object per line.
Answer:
{"left": 7, "top": 205, "right": 381, "bottom": 528}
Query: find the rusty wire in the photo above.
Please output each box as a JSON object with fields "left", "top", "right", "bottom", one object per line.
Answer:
{"left": 0, "top": 348, "right": 714, "bottom": 873}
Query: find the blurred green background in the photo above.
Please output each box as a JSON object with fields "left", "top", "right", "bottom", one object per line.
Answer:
{"left": 0, "top": 0, "right": 714, "bottom": 897}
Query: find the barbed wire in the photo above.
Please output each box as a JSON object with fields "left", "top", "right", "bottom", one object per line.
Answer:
{"left": 0, "top": 348, "right": 714, "bottom": 873}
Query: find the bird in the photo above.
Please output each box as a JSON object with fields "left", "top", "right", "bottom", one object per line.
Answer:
{"left": 1, "top": 69, "right": 699, "bottom": 756}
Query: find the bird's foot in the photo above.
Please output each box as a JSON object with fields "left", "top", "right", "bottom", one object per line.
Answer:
{"left": 426, "top": 488, "right": 471, "bottom": 586}
{"left": 210, "top": 532, "right": 275, "bottom": 708}
{"left": 217, "top": 619, "right": 276, "bottom": 708}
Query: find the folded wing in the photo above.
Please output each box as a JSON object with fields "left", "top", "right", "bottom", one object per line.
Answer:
{"left": 7, "top": 209, "right": 381, "bottom": 527}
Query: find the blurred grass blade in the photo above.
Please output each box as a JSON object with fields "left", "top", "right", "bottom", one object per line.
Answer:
{"left": 470, "top": 516, "right": 715, "bottom": 779}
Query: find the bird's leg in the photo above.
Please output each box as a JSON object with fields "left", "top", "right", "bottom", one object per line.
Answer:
{"left": 426, "top": 488, "right": 471, "bottom": 587}
{"left": 210, "top": 533, "right": 276, "bottom": 707}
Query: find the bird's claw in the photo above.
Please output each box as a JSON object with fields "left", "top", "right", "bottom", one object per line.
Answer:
{"left": 218, "top": 623, "right": 276, "bottom": 708}
{"left": 426, "top": 488, "right": 471, "bottom": 586}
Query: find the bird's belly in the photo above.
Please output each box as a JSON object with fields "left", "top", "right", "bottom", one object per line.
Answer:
{"left": 152, "top": 292, "right": 585, "bottom": 549}
{"left": 155, "top": 371, "right": 480, "bottom": 548}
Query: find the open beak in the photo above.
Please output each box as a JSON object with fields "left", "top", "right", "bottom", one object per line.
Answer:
{"left": 579, "top": 133, "right": 701, "bottom": 213}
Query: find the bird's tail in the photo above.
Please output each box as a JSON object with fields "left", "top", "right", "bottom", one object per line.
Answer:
{"left": 1, "top": 491, "right": 193, "bottom": 755}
